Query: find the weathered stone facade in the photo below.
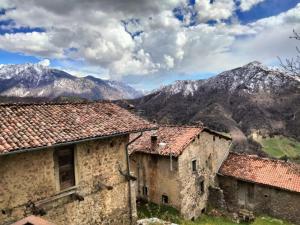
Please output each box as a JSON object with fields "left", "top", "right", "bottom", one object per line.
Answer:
{"left": 0, "top": 135, "right": 136, "bottom": 225}
{"left": 218, "top": 176, "right": 300, "bottom": 225}
{"left": 178, "top": 131, "right": 231, "bottom": 219}
{"left": 130, "top": 154, "right": 181, "bottom": 209}
{"left": 130, "top": 130, "right": 231, "bottom": 220}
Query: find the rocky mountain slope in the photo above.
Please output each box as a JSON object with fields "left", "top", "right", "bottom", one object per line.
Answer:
{"left": 129, "top": 62, "right": 300, "bottom": 154}
{"left": 0, "top": 63, "right": 141, "bottom": 100}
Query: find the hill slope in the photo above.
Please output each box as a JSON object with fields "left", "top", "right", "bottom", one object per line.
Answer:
{"left": 0, "top": 63, "right": 141, "bottom": 100}
{"left": 130, "top": 62, "right": 300, "bottom": 154}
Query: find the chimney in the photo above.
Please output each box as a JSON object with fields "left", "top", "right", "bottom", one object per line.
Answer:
{"left": 151, "top": 134, "right": 158, "bottom": 151}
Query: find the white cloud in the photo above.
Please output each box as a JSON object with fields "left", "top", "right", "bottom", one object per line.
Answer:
{"left": 195, "top": 0, "right": 236, "bottom": 22}
{"left": 38, "top": 59, "right": 50, "bottom": 67}
{"left": 0, "top": 0, "right": 299, "bottom": 83}
{"left": 0, "top": 32, "right": 63, "bottom": 58}
{"left": 238, "top": 0, "right": 265, "bottom": 12}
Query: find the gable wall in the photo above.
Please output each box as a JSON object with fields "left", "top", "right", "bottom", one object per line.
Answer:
{"left": 178, "top": 131, "right": 231, "bottom": 219}
{"left": 0, "top": 135, "right": 134, "bottom": 225}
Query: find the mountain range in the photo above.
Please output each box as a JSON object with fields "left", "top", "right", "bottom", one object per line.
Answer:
{"left": 127, "top": 61, "right": 300, "bottom": 154}
{"left": 1, "top": 61, "right": 300, "bottom": 156}
{"left": 0, "top": 63, "right": 141, "bottom": 100}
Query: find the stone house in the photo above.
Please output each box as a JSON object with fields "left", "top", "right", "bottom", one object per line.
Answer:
{"left": 218, "top": 153, "right": 300, "bottom": 225}
{"left": 0, "top": 102, "right": 156, "bottom": 225}
{"left": 129, "top": 126, "right": 232, "bottom": 220}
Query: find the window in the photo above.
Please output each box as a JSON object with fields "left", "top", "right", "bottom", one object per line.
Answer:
{"left": 192, "top": 160, "right": 197, "bottom": 172}
{"left": 207, "top": 154, "right": 213, "bottom": 171}
{"left": 142, "top": 186, "right": 148, "bottom": 196}
{"left": 162, "top": 195, "right": 169, "bottom": 204}
{"left": 199, "top": 180, "right": 204, "bottom": 195}
{"left": 196, "top": 177, "right": 205, "bottom": 195}
{"left": 56, "top": 147, "right": 75, "bottom": 190}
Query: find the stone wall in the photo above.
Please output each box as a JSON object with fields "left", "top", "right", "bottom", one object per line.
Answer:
{"left": 178, "top": 131, "right": 231, "bottom": 219}
{"left": 0, "top": 135, "right": 135, "bottom": 225}
{"left": 207, "top": 186, "right": 226, "bottom": 210}
{"left": 130, "top": 131, "right": 231, "bottom": 220}
{"left": 218, "top": 175, "right": 300, "bottom": 225}
{"left": 130, "top": 153, "right": 181, "bottom": 209}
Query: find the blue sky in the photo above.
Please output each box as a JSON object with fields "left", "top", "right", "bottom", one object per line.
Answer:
{"left": 0, "top": 0, "right": 299, "bottom": 91}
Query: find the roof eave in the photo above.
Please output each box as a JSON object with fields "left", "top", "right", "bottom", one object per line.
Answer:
{"left": 218, "top": 173, "right": 300, "bottom": 194}
{"left": 203, "top": 127, "right": 232, "bottom": 140}
{"left": 0, "top": 127, "right": 158, "bottom": 156}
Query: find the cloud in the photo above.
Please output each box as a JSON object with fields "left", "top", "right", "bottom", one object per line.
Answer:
{"left": 195, "top": 0, "right": 236, "bottom": 22}
{"left": 238, "top": 0, "right": 265, "bottom": 12}
{"left": 0, "top": 0, "right": 299, "bottom": 84}
{"left": 0, "top": 32, "right": 63, "bottom": 58}
{"left": 38, "top": 59, "right": 50, "bottom": 67}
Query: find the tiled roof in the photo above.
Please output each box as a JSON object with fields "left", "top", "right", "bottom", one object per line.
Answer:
{"left": 129, "top": 126, "right": 203, "bottom": 156}
{"left": 219, "top": 153, "right": 300, "bottom": 193}
{"left": 0, "top": 102, "right": 156, "bottom": 154}
{"left": 12, "top": 215, "right": 55, "bottom": 225}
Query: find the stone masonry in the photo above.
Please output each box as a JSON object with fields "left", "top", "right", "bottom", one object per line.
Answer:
{"left": 218, "top": 176, "right": 300, "bottom": 225}
{"left": 130, "top": 129, "right": 231, "bottom": 220}
{"left": 0, "top": 135, "right": 136, "bottom": 225}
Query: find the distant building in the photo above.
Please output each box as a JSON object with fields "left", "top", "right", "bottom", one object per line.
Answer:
{"left": 0, "top": 102, "right": 156, "bottom": 225}
{"left": 218, "top": 153, "right": 300, "bottom": 225}
{"left": 129, "top": 126, "right": 232, "bottom": 219}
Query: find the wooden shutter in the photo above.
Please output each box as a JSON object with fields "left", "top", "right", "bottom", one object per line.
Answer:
{"left": 57, "top": 147, "right": 75, "bottom": 190}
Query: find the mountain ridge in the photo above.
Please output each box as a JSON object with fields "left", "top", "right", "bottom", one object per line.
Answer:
{"left": 128, "top": 61, "right": 300, "bottom": 154}
{"left": 0, "top": 63, "right": 142, "bottom": 100}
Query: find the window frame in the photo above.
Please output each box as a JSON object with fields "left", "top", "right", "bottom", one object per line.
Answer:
{"left": 142, "top": 186, "right": 148, "bottom": 197}
{"left": 161, "top": 195, "right": 169, "bottom": 204}
{"left": 192, "top": 159, "right": 197, "bottom": 172}
{"left": 54, "top": 145, "right": 76, "bottom": 191}
{"left": 199, "top": 180, "right": 204, "bottom": 195}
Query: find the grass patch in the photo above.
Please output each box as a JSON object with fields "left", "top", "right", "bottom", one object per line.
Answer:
{"left": 252, "top": 216, "right": 294, "bottom": 225}
{"left": 138, "top": 202, "right": 182, "bottom": 224}
{"left": 260, "top": 136, "right": 300, "bottom": 160}
{"left": 137, "top": 202, "right": 294, "bottom": 225}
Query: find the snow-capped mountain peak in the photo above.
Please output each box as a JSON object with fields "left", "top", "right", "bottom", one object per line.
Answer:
{"left": 155, "top": 61, "right": 299, "bottom": 97}
{"left": 0, "top": 63, "right": 142, "bottom": 100}
{"left": 157, "top": 80, "right": 203, "bottom": 97}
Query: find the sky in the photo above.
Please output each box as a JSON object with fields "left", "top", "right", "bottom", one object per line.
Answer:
{"left": 0, "top": 0, "right": 299, "bottom": 91}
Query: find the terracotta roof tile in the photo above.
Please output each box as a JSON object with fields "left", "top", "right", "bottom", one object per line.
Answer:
{"left": 11, "top": 215, "right": 55, "bottom": 225}
{"left": 129, "top": 126, "right": 203, "bottom": 157}
{"left": 0, "top": 102, "right": 156, "bottom": 154}
{"left": 219, "top": 153, "right": 300, "bottom": 193}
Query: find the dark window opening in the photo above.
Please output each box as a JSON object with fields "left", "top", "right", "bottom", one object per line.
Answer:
{"left": 213, "top": 136, "right": 216, "bottom": 141}
{"left": 162, "top": 195, "right": 169, "bottom": 204}
{"left": 201, "top": 208, "right": 206, "bottom": 214}
{"left": 142, "top": 186, "right": 148, "bottom": 196}
{"left": 110, "top": 142, "right": 114, "bottom": 148}
{"left": 200, "top": 181, "right": 204, "bottom": 193}
{"left": 192, "top": 160, "right": 197, "bottom": 172}
{"left": 57, "top": 147, "right": 75, "bottom": 190}
{"left": 197, "top": 179, "right": 205, "bottom": 195}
